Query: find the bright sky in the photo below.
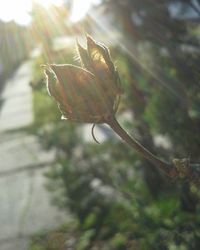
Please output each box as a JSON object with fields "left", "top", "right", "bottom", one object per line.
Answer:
{"left": 0, "top": 0, "right": 100, "bottom": 26}
{"left": 0, "top": 0, "right": 32, "bottom": 25}
{"left": 70, "top": 0, "right": 100, "bottom": 22}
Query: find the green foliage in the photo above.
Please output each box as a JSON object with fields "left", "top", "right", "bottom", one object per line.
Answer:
{"left": 32, "top": 88, "right": 60, "bottom": 127}
{"left": 0, "top": 21, "right": 30, "bottom": 89}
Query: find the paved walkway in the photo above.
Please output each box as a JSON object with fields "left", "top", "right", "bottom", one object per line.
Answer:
{"left": 0, "top": 61, "right": 67, "bottom": 250}
{"left": 0, "top": 62, "right": 32, "bottom": 131}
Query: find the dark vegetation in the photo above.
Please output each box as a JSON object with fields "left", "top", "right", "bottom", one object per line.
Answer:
{"left": 0, "top": 21, "right": 31, "bottom": 94}
{"left": 29, "top": 0, "right": 200, "bottom": 249}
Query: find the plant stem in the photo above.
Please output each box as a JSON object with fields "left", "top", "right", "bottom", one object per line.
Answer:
{"left": 107, "top": 117, "right": 178, "bottom": 177}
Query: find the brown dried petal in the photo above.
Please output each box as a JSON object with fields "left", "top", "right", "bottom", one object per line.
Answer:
{"left": 47, "top": 64, "right": 116, "bottom": 123}
{"left": 76, "top": 39, "right": 91, "bottom": 70}
{"left": 86, "top": 36, "right": 123, "bottom": 96}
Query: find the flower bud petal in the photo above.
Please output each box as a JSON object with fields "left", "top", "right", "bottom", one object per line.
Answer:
{"left": 86, "top": 36, "right": 123, "bottom": 95}
{"left": 76, "top": 39, "right": 91, "bottom": 70}
{"left": 43, "top": 65, "right": 61, "bottom": 100}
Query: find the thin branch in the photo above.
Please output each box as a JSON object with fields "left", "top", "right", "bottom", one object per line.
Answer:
{"left": 107, "top": 116, "right": 200, "bottom": 185}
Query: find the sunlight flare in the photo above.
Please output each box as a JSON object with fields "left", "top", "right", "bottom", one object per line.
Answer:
{"left": 70, "top": 0, "right": 101, "bottom": 22}
{"left": 0, "top": 0, "right": 63, "bottom": 25}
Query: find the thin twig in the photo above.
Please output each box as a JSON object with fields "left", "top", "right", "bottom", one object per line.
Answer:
{"left": 107, "top": 116, "right": 178, "bottom": 177}
{"left": 107, "top": 117, "right": 200, "bottom": 185}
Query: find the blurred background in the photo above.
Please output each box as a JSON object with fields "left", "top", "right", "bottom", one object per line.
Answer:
{"left": 0, "top": 0, "right": 200, "bottom": 249}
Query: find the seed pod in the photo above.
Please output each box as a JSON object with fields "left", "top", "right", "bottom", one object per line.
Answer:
{"left": 43, "top": 36, "right": 123, "bottom": 124}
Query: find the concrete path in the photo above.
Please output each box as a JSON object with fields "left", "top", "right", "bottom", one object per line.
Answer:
{"left": 0, "top": 62, "right": 33, "bottom": 131}
{"left": 0, "top": 61, "right": 67, "bottom": 250}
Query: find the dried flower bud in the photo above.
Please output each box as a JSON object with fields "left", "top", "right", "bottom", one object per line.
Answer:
{"left": 43, "top": 38, "right": 185, "bottom": 178}
{"left": 43, "top": 36, "right": 122, "bottom": 124}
